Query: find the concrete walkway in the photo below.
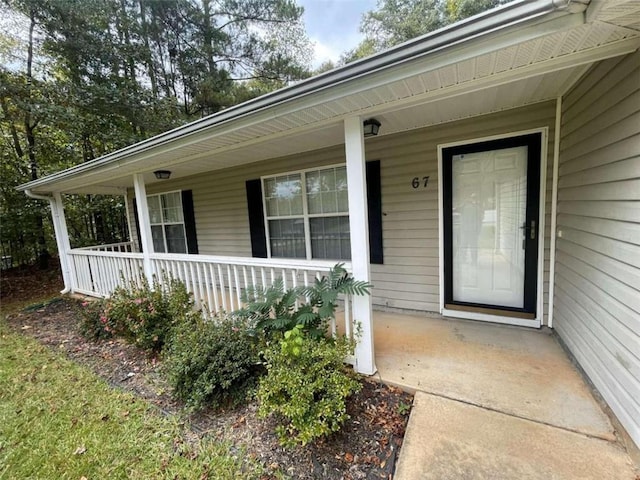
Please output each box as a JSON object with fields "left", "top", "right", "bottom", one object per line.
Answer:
{"left": 370, "top": 312, "right": 639, "bottom": 479}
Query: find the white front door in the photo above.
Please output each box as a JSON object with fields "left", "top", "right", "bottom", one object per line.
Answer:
{"left": 442, "top": 132, "right": 542, "bottom": 322}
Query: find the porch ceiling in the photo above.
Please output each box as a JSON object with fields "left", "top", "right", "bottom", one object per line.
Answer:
{"left": 22, "top": 1, "right": 640, "bottom": 196}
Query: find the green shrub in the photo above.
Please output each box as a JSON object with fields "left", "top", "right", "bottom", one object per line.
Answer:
{"left": 238, "top": 263, "right": 371, "bottom": 339}
{"left": 257, "top": 325, "right": 362, "bottom": 447}
{"left": 77, "top": 298, "right": 112, "bottom": 340}
{"left": 164, "top": 315, "right": 263, "bottom": 410}
{"left": 106, "top": 275, "right": 196, "bottom": 352}
{"left": 77, "top": 275, "right": 198, "bottom": 352}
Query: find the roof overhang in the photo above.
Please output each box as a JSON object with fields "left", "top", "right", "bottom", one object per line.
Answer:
{"left": 18, "top": 0, "right": 640, "bottom": 195}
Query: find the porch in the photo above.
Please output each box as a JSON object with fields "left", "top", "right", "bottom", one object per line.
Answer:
{"left": 373, "top": 312, "right": 638, "bottom": 479}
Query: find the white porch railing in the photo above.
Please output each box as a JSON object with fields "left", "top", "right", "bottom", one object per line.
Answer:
{"left": 75, "top": 241, "right": 137, "bottom": 253}
{"left": 67, "top": 249, "right": 356, "bottom": 354}
{"left": 69, "top": 249, "right": 145, "bottom": 297}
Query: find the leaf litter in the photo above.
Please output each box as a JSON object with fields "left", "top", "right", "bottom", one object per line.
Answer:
{"left": 5, "top": 297, "right": 413, "bottom": 479}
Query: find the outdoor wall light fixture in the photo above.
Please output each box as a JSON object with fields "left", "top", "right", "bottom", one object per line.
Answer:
{"left": 153, "top": 170, "right": 172, "bottom": 180}
{"left": 363, "top": 118, "right": 381, "bottom": 137}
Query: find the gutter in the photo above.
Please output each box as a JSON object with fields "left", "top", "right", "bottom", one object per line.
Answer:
{"left": 17, "top": 0, "right": 587, "bottom": 194}
{"left": 25, "top": 189, "right": 72, "bottom": 294}
{"left": 24, "top": 189, "right": 53, "bottom": 202}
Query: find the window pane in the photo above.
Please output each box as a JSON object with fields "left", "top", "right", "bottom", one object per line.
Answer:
{"left": 165, "top": 225, "right": 187, "bottom": 253}
{"left": 151, "top": 225, "right": 165, "bottom": 252}
{"left": 310, "top": 216, "right": 350, "bottom": 260}
{"left": 306, "top": 170, "right": 321, "bottom": 194}
{"left": 320, "top": 168, "right": 336, "bottom": 192}
{"left": 306, "top": 166, "right": 348, "bottom": 214}
{"left": 162, "top": 192, "right": 183, "bottom": 223}
{"left": 337, "top": 190, "right": 349, "bottom": 212}
{"left": 335, "top": 166, "right": 347, "bottom": 191}
{"left": 307, "top": 192, "right": 321, "bottom": 214}
{"left": 321, "top": 192, "right": 337, "bottom": 213}
{"left": 265, "top": 174, "right": 302, "bottom": 217}
{"left": 269, "top": 219, "right": 305, "bottom": 258}
{"left": 148, "top": 196, "right": 162, "bottom": 224}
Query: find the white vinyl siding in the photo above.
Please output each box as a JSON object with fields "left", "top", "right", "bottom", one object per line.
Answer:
{"left": 128, "top": 102, "right": 556, "bottom": 318}
{"left": 554, "top": 50, "right": 640, "bottom": 448}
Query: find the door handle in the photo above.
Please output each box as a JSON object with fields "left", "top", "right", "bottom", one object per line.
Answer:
{"left": 520, "top": 220, "right": 537, "bottom": 241}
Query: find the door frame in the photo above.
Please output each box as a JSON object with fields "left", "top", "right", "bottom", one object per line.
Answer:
{"left": 437, "top": 127, "right": 548, "bottom": 328}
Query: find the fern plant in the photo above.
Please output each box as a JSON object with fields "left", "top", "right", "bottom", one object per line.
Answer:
{"left": 237, "top": 263, "right": 371, "bottom": 339}
{"left": 237, "top": 278, "right": 299, "bottom": 336}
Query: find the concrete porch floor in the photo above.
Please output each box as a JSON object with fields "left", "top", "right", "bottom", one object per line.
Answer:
{"left": 370, "top": 311, "right": 639, "bottom": 479}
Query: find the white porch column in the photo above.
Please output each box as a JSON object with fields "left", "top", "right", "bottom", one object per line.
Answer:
{"left": 50, "top": 193, "right": 74, "bottom": 293}
{"left": 132, "top": 173, "right": 155, "bottom": 283}
{"left": 344, "top": 116, "right": 376, "bottom": 375}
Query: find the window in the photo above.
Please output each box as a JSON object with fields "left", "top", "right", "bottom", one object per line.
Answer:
{"left": 147, "top": 191, "right": 187, "bottom": 253}
{"left": 263, "top": 165, "right": 351, "bottom": 260}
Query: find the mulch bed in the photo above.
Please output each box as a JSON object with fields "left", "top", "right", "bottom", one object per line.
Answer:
{"left": 4, "top": 296, "right": 413, "bottom": 479}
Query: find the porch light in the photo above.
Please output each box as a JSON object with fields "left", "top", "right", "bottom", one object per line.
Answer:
{"left": 153, "top": 170, "right": 171, "bottom": 180}
{"left": 363, "top": 118, "right": 381, "bottom": 137}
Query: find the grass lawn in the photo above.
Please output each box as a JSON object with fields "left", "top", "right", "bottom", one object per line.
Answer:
{"left": 0, "top": 321, "right": 266, "bottom": 480}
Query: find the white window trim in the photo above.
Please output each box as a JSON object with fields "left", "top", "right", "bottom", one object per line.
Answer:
{"left": 261, "top": 163, "right": 350, "bottom": 260}
{"left": 147, "top": 189, "right": 188, "bottom": 254}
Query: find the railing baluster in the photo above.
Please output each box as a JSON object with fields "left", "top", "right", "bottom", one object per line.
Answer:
{"left": 218, "top": 264, "right": 227, "bottom": 312}
{"left": 180, "top": 261, "right": 189, "bottom": 294}
{"left": 227, "top": 263, "right": 231, "bottom": 312}
{"left": 292, "top": 270, "right": 299, "bottom": 308}
{"left": 193, "top": 262, "right": 204, "bottom": 310}
{"left": 202, "top": 263, "right": 213, "bottom": 317}
{"left": 233, "top": 265, "right": 241, "bottom": 309}
{"left": 109, "top": 256, "right": 118, "bottom": 291}
{"left": 89, "top": 256, "right": 100, "bottom": 294}
{"left": 95, "top": 256, "right": 106, "bottom": 295}
{"left": 84, "top": 257, "right": 92, "bottom": 293}
{"left": 115, "top": 256, "right": 123, "bottom": 289}
{"left": 197, "top": 262, "right": 207, "bottom": 311}
{"left": 188, "top": 261, "right": 198, "bottom": 308}
{"left": 242, "top": 266, "right": 248, "bottom": 292}
{"left": 260, "top": 268, "right": 267, "bottom": 290}
{"left": 105, "top": 256, "right": 115, "bottom": 292}
{"left": 208, "top": 263, "right": 220, "bottom": 314}
{"left": 250, "top": 267, "right": 257, "bottom": 291}
{"left": 345, "top": 295, "right": 352, "bottom": 341}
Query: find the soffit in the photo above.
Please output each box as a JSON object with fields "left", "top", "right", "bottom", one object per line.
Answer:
{"left": 590, "top": 0, "right": 640, "bottom": 31}
{"left": 31, "top": 15, "right": 640, "bottom": 195}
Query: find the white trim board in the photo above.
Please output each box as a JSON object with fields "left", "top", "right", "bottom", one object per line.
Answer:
{"left": 437, "top": 127, "right": 549, "bottom": 328}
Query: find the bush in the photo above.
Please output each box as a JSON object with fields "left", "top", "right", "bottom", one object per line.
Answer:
{"left": 77, "top": 275, "right": 198, "bottom": 352}
{"left": 257, "top": 325, "right": 362, "bottom": 447}
{"left": 164, "top": 315, "right": 263, "bottom": 410}
{"left": 77, "top": 298, "right": 113, "bottom": 340}
{"left": 106, "top": 276, "right": 196, "bottom": 352}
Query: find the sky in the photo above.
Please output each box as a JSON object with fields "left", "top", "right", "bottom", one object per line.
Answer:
{"left": 298, "top": 0, "right": 377, "bottom": 67}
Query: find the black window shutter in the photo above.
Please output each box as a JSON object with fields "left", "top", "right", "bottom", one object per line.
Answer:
{"left": 366, "top": 160, "right": 384, "bottom": 264}
{"left": 245, "top": 179, "right": 268, "bottom": 258}
{"left": 131, "top": 198, "right": 143, "bottom": 253}
{"left": 181, "top": 190, "right": 199, "bottom": 254}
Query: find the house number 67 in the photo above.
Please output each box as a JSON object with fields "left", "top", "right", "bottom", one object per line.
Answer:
{"left": 412, "top": 176, "right": 429, "bottom": 189}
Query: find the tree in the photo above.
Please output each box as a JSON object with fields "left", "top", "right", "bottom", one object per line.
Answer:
{"left": 0, "top": 5, "right": 53, "bottom": 268}
{"left": 0, "top": 0, "right": 312, "bottom": 268}
{"left": 344, "top": 0, "right": 509, "bottom": 63}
